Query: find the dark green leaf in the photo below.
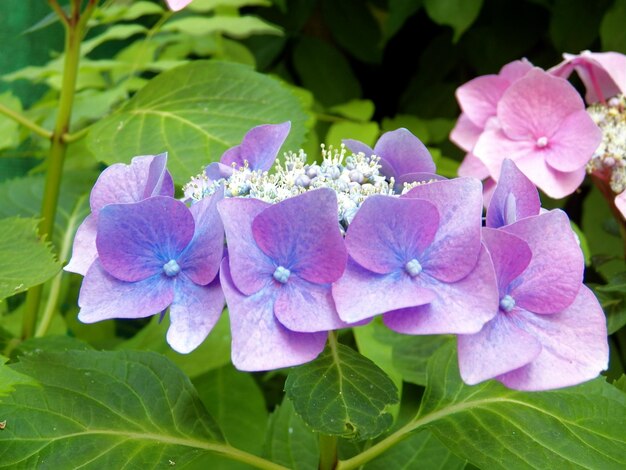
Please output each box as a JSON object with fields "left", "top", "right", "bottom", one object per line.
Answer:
{"left": 88, "top": 61, "right": 310, "bottom": 184}
{"left": 385, "top": 0, "right": 423, "bottom": 43}
{"left": 614, "top": 375, "right": 626, "bottom": 393}
{"left": 392, "top": 335, "right": 452, "bottom": 386}
{"left": 601, "top": 0, "right": 626, "bottom": 53}
{"left": 285, "top": 339, "right": 399, "bottom": 440}
{"left": 0, "top": 217, "right": 61, "bottom": 300}
{"left": 264, "top": 398, "right": 319, "bottom": 470}
{"left": 0, "top": 355, "right": 38, "bottom": 398}
{"left": 549, "top": 0, "right": 608, "bottom": 52}
{"left": 423, "top": 0, "right": 483, "bottom": 42}
{"left": 418, "top": 343, "right": 626, "bottom": 469}
{"left": 0, "top": 349, "right": 225, "bottom": 468}
{"left": 591, "top": 273, "right": 626, "bottom": 334}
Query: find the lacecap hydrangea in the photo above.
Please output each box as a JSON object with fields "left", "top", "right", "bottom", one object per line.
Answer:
{"left": 67, "top": 122, "right": 608, "bottom": 391}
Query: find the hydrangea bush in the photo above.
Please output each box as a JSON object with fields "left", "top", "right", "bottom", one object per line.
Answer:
{"left": 1, "top": 1, "right": 625, "bottom": 469}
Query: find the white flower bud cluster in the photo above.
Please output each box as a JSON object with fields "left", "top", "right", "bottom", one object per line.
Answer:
{"left": 587, "top": 94, "right": 626, "bottom": 193}
{"left": 183, "top": 144, "right": 397, "bottom": 226}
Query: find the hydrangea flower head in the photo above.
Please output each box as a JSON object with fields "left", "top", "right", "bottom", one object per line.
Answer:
{"left": 343, "top": 128, "right": 438, "bottom": 188}
{"left": 458, "top": 212, "right": 608, "bottom": 390}
{"left": 472, "top": 68, "right": 603, "bottom": 199}
{"left": 218, "top": 188, "right": 349, "bottom": 371}
{"left": 65, "top": 153, "right": 173, "bottom": 275}
{"left": 550, "top": 51, "right": 626, "bottom": 104}
{"left": 78, "top": 192, "right": 224, "bottom": 353}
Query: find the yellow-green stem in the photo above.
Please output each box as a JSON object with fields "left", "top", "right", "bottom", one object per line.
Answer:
{"left": 319, "top": 434, "right": 338, "bottom": 470}
{"left": 0, "top": 102, "right": 52, "bottom": 139}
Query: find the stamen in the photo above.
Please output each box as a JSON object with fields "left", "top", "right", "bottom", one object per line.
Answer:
{"left": 500, "top": 294, "right": 516, "bottom": 312}
{"left": 273, "top": 265, "right": 291, "bottom": 284}
{"left": 163, "top": 259, "right": 181, "bottom": 277}
{"left": 405, "top": 259, "right": 423, "bottom": 277}
{"left": 536, "top": 136, "right": 549, "bottom": 148}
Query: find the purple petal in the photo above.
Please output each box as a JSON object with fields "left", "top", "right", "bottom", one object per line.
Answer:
{"left": 78, "top": 260, "right": 173, "bottom": 322}
{"left": 97, "top": 197, "right": 195, "bottom": 282}
{"left": 345, "top": 196, "right": 439, "bottom": 274}
{"left": 373, "top": 128, "right": 436, "bottom": 179}
{"left": 205, "top": 162, "right": 234, "bottom": 183}
{"left": 503, "top": 210, "right": 584, "bottom": 314}
{"left": 496, "top": 285, "right": 609, "bottom": 391}
{"left": 487, "top": 159, "right": 540, "bottom": 228}
{"left": 403, "top": 178, "right": 483, "bottom": 282}
{"left": 64, "top": 215, "right": 98, "bottom": 275}
{"left": 252, "top": 188, "right": 347, "bottom": 284}
{"left": 220, "top": 122, "right": 291, "bottom": 171}
{"left": 457, "top": 312, "right": 541, "bottom": 386}
{"left": 482, "top": 228, "right": 532, "bottom": 298}
{"left": 456, "top": 74, "right": 510, "bottom": 128}
{"left": 220, "top": 258, "right": 326, "bottom": 371}
{"left": 384, "top": 245, "right": 498, "bottom": 334}
{"left": 217, "top": 197, "right": 275, "bottom": 295}
{"left": 343, "top": 139, "right": 374, "bottom": 157}
{"left": 166, "top": 276, "right": 225, "bottom": 354}
{"left": 178, "top": 189, "right": 224, "bottom": 285}
{"left": 90, "top": 154, "right": 173, "bottom": 214}
{"left": 274, "top": 277, "right": 348, "bottom": 332}
{"left": 332, "top": 259, "right": 436, "bottom": 323}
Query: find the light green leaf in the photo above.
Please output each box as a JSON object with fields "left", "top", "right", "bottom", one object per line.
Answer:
{"left": 392, "top": 335, "right": 452, "bottom": 386}
{"left": 193, "top": 364, "right": 268, "bottom": 455}
{"left": 0, "top": 349, "right": 225, "bottom": 468}
{"left": 188, "top": 0, "right": 272, "bottom": 12}
{"left": 601, "top": 0, "right": 626, "bottom": 53}
{"left": 0, "top": 92, "right": 22, "bottom": 150}
{"left": 418, "top": 343, "right": 626, "bottom": 469}
{"left": 330, "top": 100, "right": 375, "bottom": 122}
{"left": 162, "top": 16, "right": 283, "bottom": 39}
{"left": 326, "top": 122, "right": 379, "bottom": 149}
{"left": 382, "top": 115, "right": 430, "bottom": 144}
{"left": 87, "top": 61, "right": 310, "bottom": 184}
{"left": 0, "top": 355, "right": 38, "bottom": 398}
{"left": 93, "top": 1, "right": 165, "bottom": 24}
{"left": 264, "top": 398, "right": 319, "bottom": 470}
{"left": 0, "top": 217, "right": 60, "bottom": 300}
{"left": 423, "top": 0, "right": 483, "bottom": 42}
{"left": 614, "top": 375, "right": 626, "bottom": 393}
{"left": 81, "top": 24, "right": 148, "bottom": 56}
{"left": 285, "top": 338, "right": 399, "bottom": 440}
{"left": 116, "top": 312, "right": 231, "bottom": 379}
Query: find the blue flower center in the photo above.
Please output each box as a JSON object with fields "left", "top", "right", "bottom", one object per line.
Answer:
{"left": 405, "top": 259, "right": 422, "bottom": 277}
{"left": 273, "top": 265, "right": 291, "bottom": 284}
{"left": 163, "top": 259, "right": 181, "bottom": 277}
{"left": 500, "top": 294, "right": 515, "bottom": 312}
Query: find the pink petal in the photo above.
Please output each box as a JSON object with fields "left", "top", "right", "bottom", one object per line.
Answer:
{"left": 332, "top": 259, "right": 436, "bottom": 323}
{"left": 616, "top": 192, "right": 626, "bottom": 218}
{"left": 498, "top": 58, "right": 533, "bottom": 82}
{"left": 503, "top": 210, "right": 584, "bottom": 314}
{"left": 217, "top": 197, "right": 275, "bottom": 296}
{"left": 220, "top": 258, "right": 326, "bottom": 371}
{"left": 514, "top": 153, "right": 586, "bottom": 199}
{"left": 64, "top": 215, "right": 98, "bottom": 275}
{"left": 383, "top": 246, "right": 498, "bottom": 335}
{"left": 78, "top": 260, "right": 173, "bottom": 322}
{"left": 496, "top": 285, "right": 609, "bottom": 391}
{"left": 166, "top": 276, "right": 224, "bottom": 354}
{"left": 274, "top": 277, "right": 348, "bottom": 332}
{"left": 221, "top": 122, "right": 290, "bottom": 172}
{"left": 456, "top": 75, "right": 510, "bottom": 128}
{"left": 165, "top": 0, "right": 193, "bottom": 11}
{"left": 457, "top": 312, "right": 541, "bottom": 386}
{"left": 473, "top": 127, "right": 537, "bottom": 180}
{"left": 450, "top": 114, "right": 483, "bottom": 152}
{"left": 252, "top": 189, "right": 347, "bottom": 284}
{"left": 458, "top": 152, "right": 490, "bottom": 179}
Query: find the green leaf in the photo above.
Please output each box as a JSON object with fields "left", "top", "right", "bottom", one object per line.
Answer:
{"left": 590, "top": 273, "right": 626, "bottom": 334}
{"left": 93, "top": 1, "right": 164, "bottom": 24}
{"left": 365, "top": 430, "right": 464, "bottom": 470}
{"left": 188, "top": 0, "right": 272, "bottom": 12}
{"left": 326, "top": 121, "right": 379, "bottom": 149}
{"left": 385, "top": 0, "right": 423, "bottom": 43}
{"left": 285, "top": 338, "right": 399, "bottom": 440}
{"left": 0, "top": 349, "right": 225, "bottom": 468}
{"left": 392, "top": 335, "right": 452, "bottom": 386}
{"left": 382, "top": 115, "right": 430, "bottom": 143}
{"left": 417, "top": 343, "right": 626, "bottom": 469}
{"left": 0, "top": 217, "right": 60, "bottom": 300}
{"left": 0, "top": 355, "right": 38, "bottom": 398}
{"left": 87, "top": 61, "right": 310, "bottom": 184}
{"left": 117, "top": 312, "right": 231, "bottom": 379}
{"left": 601, "top": 0, "right": 626, "bottom": 53}
{"left": 329, "top": 100, "right": 375, "bottom": 122}
{"left": 549, "top": 0, "right": 608, "bottom": 52}
{"left": 264, "top": 398, "right": 319, "bottom": 470}
{"left": 193, "top": 364, "right": 268, "bottom": 455}
{"left": 81, "top": 24, "right": 147, "bottom": 56}
{"left": 162, "top": 16, "right": 283, "bottom": 39}
{"left": 0, "top": 92, "right": 22, "bottom": 150}
{"left": 293, "top": 37, "right": 361, "bottom": 107}
{"left": 423, "top": 0, "right": 483, "bottom": 42}
{"left": 614, "top": 375, "right": 626, "bottom": 393}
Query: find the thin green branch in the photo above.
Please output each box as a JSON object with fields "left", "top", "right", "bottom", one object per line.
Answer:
{"left": 0, "top": 101, "right": 52, "bottom": 139}
{"left": 62, "top": 125, "right": 91, "bottom": 143}
{"left": 47, "top": 0, "right": 69, "bottom": 27}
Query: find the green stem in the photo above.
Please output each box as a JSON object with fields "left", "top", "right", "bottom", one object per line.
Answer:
{"left": 22, "top": 2, "right": 94, "bottom": 339}
{"left": 207, "top": 443, "right": 289, "bottom": 470}
{"left": 319, "top": 434, "right": 338, "bottom": 470}
{"left": 0, "top": 102, "right": 52, "bottom": 139}
{"left": 62, "top": 125, "right": 91, "bottom": 143}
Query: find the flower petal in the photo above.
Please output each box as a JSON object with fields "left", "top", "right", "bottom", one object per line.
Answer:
{"left": 473, "top": 127, "right": 537, "bottom": 180}
{"left": 373, "top": 128, "right": 436, "bottom": 178}
{"left": 165, "top": 0, "right": 193, "bottom": 11}
{"left": 221, "top": 122, "right": 291, "bottom": 171}
{"left": 332, "top": 259, "right": 436, "bottom": 323}
{"left": 274, "top": 277, "right": 348, "bottom": 332}
{"left": 616, "top": 192, "right": 626, "bottom": 219}
{"left": 384, "top": 245, "right": 498, "bottom": 334}
{"left": 403, "top": 178, "right": 483, "bottom": 282}
{"left": 503, "top": 210, "right": 584, "bottom": 314}
{"left": 513, "top": 154, "right": 586, "bottom": 199}
{"left": 342, "top": 139, "right": 374, "bottom": 157}
{"left": 345, "top": 195, "right": 439, "bottom": 274}
{"left": 64, "top": 214, "right": 98, "bottom": 275}
{"left": 497, "top": 285, "right": 609, "bottom": 391}
{"left": 450, "top": 114, "right": 483, "bottom": 152}
{"left": 252, "top": 188, "right": 347, "bottom": 284}
{"left": 178, "top": 189, "right": 224, "bottom": 285}
{"left": 78, "top": 260, "right": 173, "bottom": 322}
{"left": 456, "top": 74, "right": 510, "bottom": 128}
{"left": 458, "top": 152, "right": 490, "bottom": 179}
{"left": 205, "top": 162, "right": 234, "bottom": 183}
{"left": 166, "top": 276, "right": 225, "bottom": 354}
{"left": 487, "top": 159, "right": 540, "bottom": 228}
{"left": 482, "top": 227, "right": 532, "bottom": 297}
{"left": 220, "top": 258, "right": 326, "bottom": 371}
{"left": 498, "top": 58, "right": 533, "bottom": 82}
{"left": 457, "top": 312, "right": 541, "bottom": 385}
{"left": 97, "top": 197, "right": 195, "bottom": 282}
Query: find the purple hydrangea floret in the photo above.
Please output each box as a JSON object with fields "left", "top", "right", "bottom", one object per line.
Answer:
{"left": 78, "top": 192, "right": 225, "bottom": 354}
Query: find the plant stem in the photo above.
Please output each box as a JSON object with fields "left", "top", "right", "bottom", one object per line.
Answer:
{"left": 319, "top": 434, "right": 338, "bottom": 470}
{"left": 0, "top": 102, "right": 52, "bottom": 139}
{"left": 22, "top": 2, "right": 93, "bottom": 339}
